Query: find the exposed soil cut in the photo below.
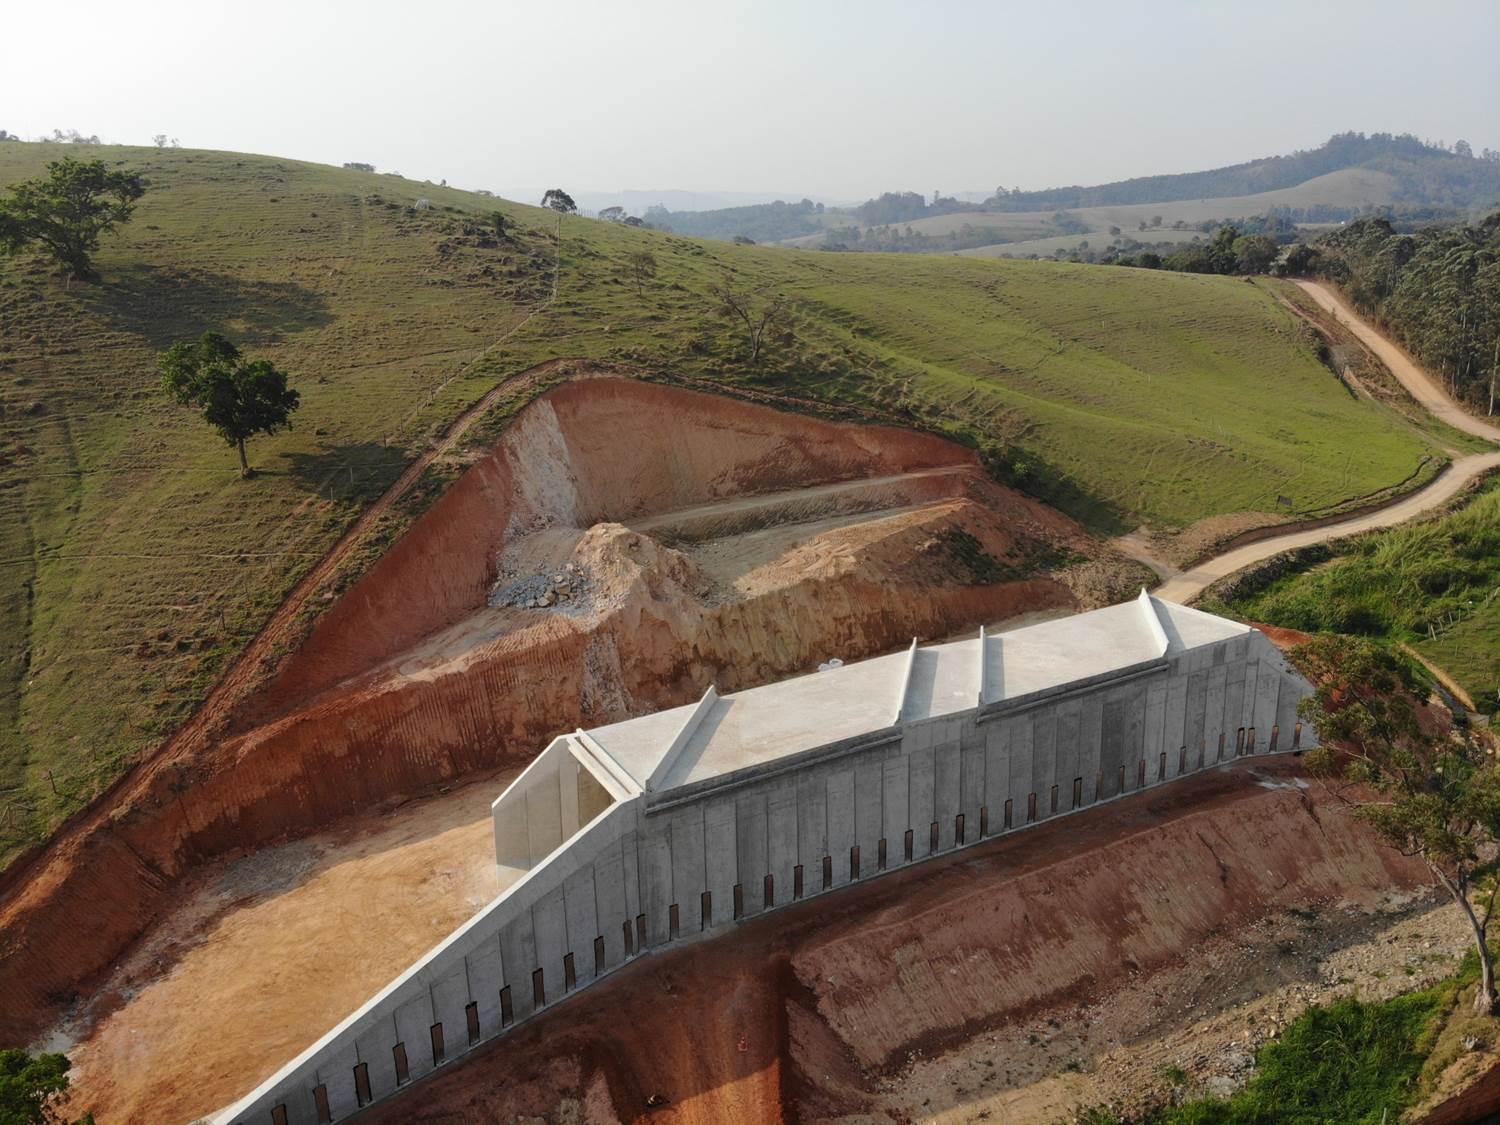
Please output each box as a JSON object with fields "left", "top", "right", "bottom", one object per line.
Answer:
{"left": 332, "top": 758, "right": 1441, "bottom": 1125}
{"left": 4, "top": 375, "right": 1131, "bottom": 1050}
{"left": 53, "top": 769, "right": 519, "bottom": 1125}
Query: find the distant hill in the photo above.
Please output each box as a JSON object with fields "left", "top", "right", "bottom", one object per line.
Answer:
{"left": 982, "top": 132, "right": 1500, "bottom": 212}
{"left": 642, "top": 198, "right": 832, "bottom": 241}
{"left": 643, "top": 134, "right": 1500, "bottom": 249}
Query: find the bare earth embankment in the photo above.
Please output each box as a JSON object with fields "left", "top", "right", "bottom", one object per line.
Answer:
{"left": 344, "top": 758, "right": 1451, "bottom": 1125}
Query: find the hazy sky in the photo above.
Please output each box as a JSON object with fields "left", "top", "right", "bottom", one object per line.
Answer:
{"left": 5, "top": 0, "right": 1497, "bottom": 202}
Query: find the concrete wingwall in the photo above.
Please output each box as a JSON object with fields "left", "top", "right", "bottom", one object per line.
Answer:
{"left": 221, "top": 628, "right": 1312, "bottom": 1125}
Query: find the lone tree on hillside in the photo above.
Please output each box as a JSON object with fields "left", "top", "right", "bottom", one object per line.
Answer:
{"left": 540, "top": 188, "right": 576, "bottom": 214}
{"left": 1297, "top": 635, "right": 1500, "bottom": 1014}
{"left": 597, "top": 205, "right": 626, "bottom": 223}
{"left": 623, "top": 250, "right": 657, "bottom": 297}
{"left": 709, "top": 277, "right": 789, "bottom": 365}
{"left": 0, "top": 157, "right": 145, "bottom": 281}
{"left": 488, "top": 210, "right": 511, "bottom": 242}
{"left": 0, "top": 1048, "right": 94, "bottom": 1124}
{"left": 159, "top": 333, "right": 300, "bottom": 478}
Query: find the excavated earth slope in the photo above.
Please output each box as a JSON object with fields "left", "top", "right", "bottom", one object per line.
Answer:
{"left": 355, "top": 758, "right": 1433, "bottom": 1125}
{"left": 2, "top": 376, "right": 1129, "bottom": 1046}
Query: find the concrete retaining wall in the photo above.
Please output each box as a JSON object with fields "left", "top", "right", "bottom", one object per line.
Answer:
{"left": 222, "top": 629, "right": 1311, "bottom": 1125}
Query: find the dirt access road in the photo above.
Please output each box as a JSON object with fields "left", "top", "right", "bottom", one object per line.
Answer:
{"left": 1151, "top": 281, "right": 1500, "bottom": 602}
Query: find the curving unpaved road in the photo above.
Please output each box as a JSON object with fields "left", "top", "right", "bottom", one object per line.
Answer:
{"left": 1296, "top": 280, "right": 1500, "bottom": 444}
{"left": 1153, "top": 282, "right": 1500, "bottom": 603}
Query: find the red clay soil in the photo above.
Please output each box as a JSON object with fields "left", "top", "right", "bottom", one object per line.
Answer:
{"left": 1416, "top": 1063, "right": 1500, "bottom": 1125}
{"left": 359, "top": 758, "right": 1431, "bottom": 1125}
{"left": 0, "top": 376, "right": 1106, "bottom": 1047}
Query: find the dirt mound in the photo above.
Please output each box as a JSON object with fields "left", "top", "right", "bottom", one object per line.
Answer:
{"left": 355, "top": 759, "right": 1432, "bottom": 1125}
{"left": 0, "top": 376, "right": 1115, "bottom": 1047}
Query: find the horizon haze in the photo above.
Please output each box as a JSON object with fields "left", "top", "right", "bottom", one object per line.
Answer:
{"left": 3, "top": 0, "right": 1498, "bottom": 206}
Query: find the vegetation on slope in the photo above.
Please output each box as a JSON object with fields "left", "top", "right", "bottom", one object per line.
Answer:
{"left": 1085, "top": 990, "right": 1446, "bottom": 1125}
{"left": 1308, "top": 213, "right": 1500, "bottom": 412}
{"left": 1207, "top": 477, "right": 1500, "bottom": 707}
{"left": 0, "top": 143, "right": 1445, "bottom": 860}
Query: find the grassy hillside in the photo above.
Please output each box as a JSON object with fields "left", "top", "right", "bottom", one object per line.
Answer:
{"left": 1207, "top": 477, "right": 1500, "bottom": 707}
{"left": 0, "top": 143, "right": 1447, "bottom": 859}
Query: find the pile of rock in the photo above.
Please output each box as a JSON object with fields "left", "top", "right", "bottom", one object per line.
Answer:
{"left": 488, "top": 562, "right": 588, "bottom": 612}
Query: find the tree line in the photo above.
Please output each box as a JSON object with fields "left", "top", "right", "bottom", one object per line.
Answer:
{"left": 1309, "top": 214, "right": 1500, "bottom": 411}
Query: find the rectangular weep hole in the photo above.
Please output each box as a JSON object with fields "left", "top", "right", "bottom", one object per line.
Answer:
{"left": 623, "top": 920, "right": 635, "bottom": 958}
{"left": 979, "top": 806, "right": 988, "bottom": 837}
{"left": 393, "top": 1041, "right": 411, "bottom": 1084}
{"left": 272, "top": 1106, "right": 289, "bottom": 1125}
{"left": 850, "top": 844, "right": 861, "bottom": 880}
{"left": 1049, "top": 785, "right": 1058, "bottom": 814}
{"left": 929, "top": 820, "right": 940, "bottom": 854}
{"left": 1003, "top": 798, "right": 1013, "bottom": 829}
{"left": 594, "top": 935, "right": 606, "bottom": 975}
{"left": 430, "top": 1021, "right": 446, "bottom": 1066}
{"left": 878, "top": 837, "right": 888, "bottom": 869}
{"left": 1160, "top": 751, "right": 1168, "bottom": 780}
{"left": 1138, "top": 759, "right": 1146, "bottom": 788}
{"left": 531, "top": 968, "right": 545, "bottom": 1009}
{"left": 1026, "top": 793, "right": 1037, "bottom": 822}
{"left": 764, "top": 872, "right": 775, "bottom": 908}
{"left": 563, "top": 952, "right": 577, "bottom": 992}
{"left": 793, "top": 864, "right": 804, "bottom": 899}
{"left": 1072, "top": 776, "right": 1083, "bottom": 808}
{"left": 354, "top": 1061, "right": 372, "bottom": 1107}
{"left": 700, "top": 890, "right": 712, "bottom": 929}
{"left": 499, "top": 986, "right": 513, "bottom": 1027}
{"left": 733, "top": 882, "right": 744, "bottom": 919}
{"left": 314, "top": 1085, "right": 332, "bottom": 1123}
{"left": 822, "top": 855, "right": 833, "bottom": 890}
{"left": 466, "top": 1000, "right": 481, "bottom": 1045}
{"left": 903, "top": 828, "right": 914, "bottom": 860}
{"left": 669, "top": 903, "right": 680, "bottom": 939}
{"left": 636, "top": 913, "right": 648, "bottom": 952}
{"left": 955, "top": 813, "right": 965, "bottom": 845}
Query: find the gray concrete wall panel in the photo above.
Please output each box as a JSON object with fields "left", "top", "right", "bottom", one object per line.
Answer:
{"left": 703, "top": 798, "right": 738, "bottom": 924}
{"left": 736, "top": 793, "right": 769, "bottom": 911}
{"left": 1078, "top": 696, "right": 1103, "bottom": 804}
{"left": 530, "top": 888, "right": 568, "bottom": 1004}
{"left": 562, "top": 867, "right": 601, "bottom": 979}
{"left": 465, "top": 938, "right": 505, "bottom": 1037}
{"left": 882, "top": 757, "right": 912, "bottom": 854}
{"left": 826, "top": 769, "right": 856, "bottom": 883}
{"left": 767, "top": 780, "right": 799, "bottom": 892}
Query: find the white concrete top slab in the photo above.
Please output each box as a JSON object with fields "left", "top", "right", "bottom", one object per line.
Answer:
{"left": 585, "top": 596, "right": 1250, "bottom": 795}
